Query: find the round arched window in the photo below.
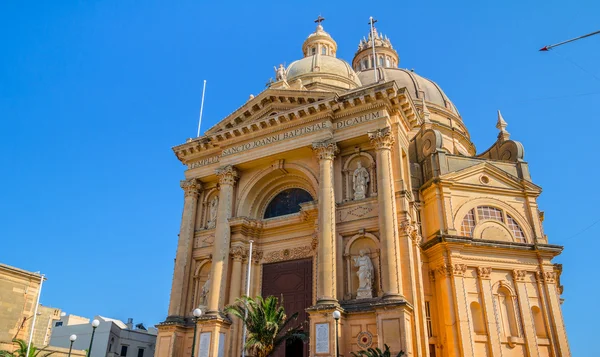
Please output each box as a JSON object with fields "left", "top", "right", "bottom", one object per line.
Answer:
{"left": 264, "top": 188, "right": 313, "bottom": 219}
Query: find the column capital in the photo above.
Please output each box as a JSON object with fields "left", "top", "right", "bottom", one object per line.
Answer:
{"left": 230, "top": 246, "right": 245, "bottom": 261}
{"left": 216, "top": 165, "right": 238, "bottom": 186}
{"left": 180, "top": 178, "right": 202, "bottom": 197}
{"left": 512, "top": 269, "right": 527, "bottom": 282}
{"left": 368, "top": 126, "right": 395, "bottom": 150}
{"left": 477, "top": 266, "right": 492, "bottom": 280}
{"left": 312, "top": 140, "right": 339, "bottom": 160}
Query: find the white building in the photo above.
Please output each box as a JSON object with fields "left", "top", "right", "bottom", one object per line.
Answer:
{"left": 50, "top": 315, "right": 157, "bottom": 357}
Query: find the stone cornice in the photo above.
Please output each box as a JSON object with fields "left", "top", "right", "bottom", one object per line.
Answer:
{"left": 421, "top": 234, "right": 563, "bottom": 255}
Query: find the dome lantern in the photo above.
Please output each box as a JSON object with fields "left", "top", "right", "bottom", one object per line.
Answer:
{"left": 302, "top": 16, "right": 338, "bottom": 58}
{"left": 352, "top": 25, "right": 399, "bottom": 71}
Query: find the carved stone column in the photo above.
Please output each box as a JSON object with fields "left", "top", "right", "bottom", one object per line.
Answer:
{"left": 477, "top": 267, "right": 502, "bottom": 357}
{"left": 368, "top": 127, "right": 403, "bottom": 299}
{"left": 168, "top": 178, "right": 202, "bottom": 318}
{"left": 312, "top": 140, "right": 339, "bottom": 305}
{"left": 207, "top": 165, "right": 238, "bottom": 314}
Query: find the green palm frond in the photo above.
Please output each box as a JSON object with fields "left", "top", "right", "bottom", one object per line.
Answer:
{"left": 225, "top": 295, "right": 307, "bottom": 357}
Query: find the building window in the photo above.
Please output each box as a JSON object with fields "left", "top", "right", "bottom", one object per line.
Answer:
{"left": 460, "top": 209, "right": 476, "bottom": 237}
{"left": 379, "top": 56, "right": 384, "bottom": 66}
{"left": 460, "top": 206, "right": 527, "bottom": 242}
{"left": 109, "top": 338, "right": 114, "bottom": 352}
{"left": 263, "top": 188, "right": 313, "bottom": 219}
{"left": 496, "top": 287, "right": 518, "bottom": 337}
{"left": 385, "top": 57, "right": 390, "bottom": 67}
{"left": 321, "top": 47, "right": 326, "bottom": 55}
{"left": 362, "top": 59, "right": 368, "bottom": 70}
{"left": 311, "top": 47, "right": 316, "bottom": 55}
{"left": 54, "top": 321, "right": 63, "bottom": 327}
{"left": 120, "top": 346, "right": 128, "bottom": 357}
{"left": 477, "top": 206, "right": 503, "bottom": 222}
{"left": 506, "top": 214, "right": 526, "bottom": 242}
{"left": 425, "top": 301, "right": 433, "bottom": 337}
{"left": 137, "top": 349, "right": 144, "bottom": 357}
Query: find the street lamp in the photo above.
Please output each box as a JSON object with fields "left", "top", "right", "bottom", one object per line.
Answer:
{"left": 87, "top": 319, "right": 100, "bottom": 357}
{"left": 68, "top": 334, "right": 77, "bottom": 357}
{"left": 191, "top": 309, "right": 203, "bottom": 357}
{"left": 333, "top": 311, "right": 341, "bottom": 357}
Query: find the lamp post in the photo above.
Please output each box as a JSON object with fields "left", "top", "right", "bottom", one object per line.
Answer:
{"left": 87, "top": 319, "right": 99, "bottom": 357}
{"left": 333, "top": 311, "right": 341, "bottom": 357}
{"left": 68, "top": 334, "right": 77, "bottom": 357}
{"left": 191, "top": 309, "right": 203, "bottom": 357}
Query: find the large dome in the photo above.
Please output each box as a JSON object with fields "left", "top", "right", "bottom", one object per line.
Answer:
{"left": 357, "top": 67, "right": 460, "bottom": 117}
{"left": 287, "top": 55, "right": 362, "bottom": 89}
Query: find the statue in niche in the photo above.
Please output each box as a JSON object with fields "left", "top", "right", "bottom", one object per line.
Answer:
{"left": 199, "top": 278, "right": 210, "bottom": 306}
{"left": 207, "top": 196, "right": 218, "bottom": 228}
{"left": 353, "top": 250, "right": 374, "bottom": 299}
{"left": 274, "top": 64, "right": 286, "bottom": 81}
{"left": 353, "top": 161, "right": 370, "bottom": 200}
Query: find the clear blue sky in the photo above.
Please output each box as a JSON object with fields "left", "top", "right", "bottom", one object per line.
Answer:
{"left": 1, "top": 0, "right": 598, "bottom": 354}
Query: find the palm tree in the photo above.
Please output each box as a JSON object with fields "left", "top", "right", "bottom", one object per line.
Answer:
{"left": 351, "top": 344, "right": 404, "bottom": 357}
{"left": 0, "top": 339, "right": 56, "bottom": 357}
{"left": 225, "top": 295, "right": 307, "bottom": 357}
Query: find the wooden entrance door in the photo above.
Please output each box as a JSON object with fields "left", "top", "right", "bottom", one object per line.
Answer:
{"left": 262, "top": 258, "right": 312, "bottom": 357}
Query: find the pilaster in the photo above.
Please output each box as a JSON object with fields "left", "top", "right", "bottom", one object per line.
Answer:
{"left": 512, "top": 270, "right": 540, "bottom": 357}
{"left": 541, "top": 271, "right": 571, "bottom": 357}
{"left": 476, "top": 267, "right": 502, "bottom": 357}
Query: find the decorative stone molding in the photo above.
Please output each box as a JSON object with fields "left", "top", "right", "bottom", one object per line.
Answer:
{"left": 368, "top": 127, "right": 395, "bottom": 150}
{"left": 230, "top": 246, "right": 246, "bottom": 261}
{"left": 512, "top": 269, "right": 527, "bottom": 282}
{"left": 180, "top": 178, "right": 202, "bottom": 197}
{"left": 543, "top": 271, "right": 557, "bottom": 284}
{"left": 264, "top": 246, "right": 313, "bottom": 263}
{"left": 216, "top": 165, "right": 238, "bottom": 186}
{"left": 401, "top": 220, "right": 422, "bottom": 244}
{"left": 477, "top": 267, "right": 492, "bottom": 279}
{"left": 251, "top": 250, "right": 263, "bottom": 264}
{"left": 428, "top": 270, "right": 436, "bottom": 282}
{"left": 436, "top": 264, "right": 453, "bottom": 277}
{"left": 453, "top": 264, "right": 467, "bottom": 276}
{"left": 312, "top": 140, "right": 339, "bottom": 160}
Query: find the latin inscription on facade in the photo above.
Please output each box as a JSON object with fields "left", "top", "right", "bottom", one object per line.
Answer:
{"left": 190, "top": 155, "right": 220, "bottom": 169}
{"left": 315, "top": 323, "right": 330, "bottom": 353}
{"left": 188, "top": 110, "right": 386, "bottom": 167}
{"left": 334, "top": 110, "right": 384, "bottom": 130}
{"left": 221, "top": 121, "right": 329, "bottom": 157}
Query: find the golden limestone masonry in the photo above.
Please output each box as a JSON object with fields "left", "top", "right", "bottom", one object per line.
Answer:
{"left": 157, "top": 19, "right": 570, "bottom": 357}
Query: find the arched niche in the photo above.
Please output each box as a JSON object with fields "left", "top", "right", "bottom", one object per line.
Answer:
{"left": 191, "top": 260, "right": 211, "bottom": 310}
{"left": 344, "top": 232, "right": 380, "bottom": 300}
{"left": 470, "top": 301, "right": 486, "bottom": 335}
{"left": 531, "top": 305, "right": 547, "bottom": 338}
{"left": 342, "top": 152, "right": 376, "bottom": 201}
{"left": 196, "top": 188, "right": 219, "bottom": 230}
{"left": 236, "top": 162, "right": 318, "bottom": 219}
{"left": 453, "top": 197, "right": 534, "bottom": 243}
{"left": 492, "top": 281, "right": 520, "bottom": 339}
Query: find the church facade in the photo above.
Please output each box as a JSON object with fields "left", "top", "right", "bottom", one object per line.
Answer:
{"left": 156, "top": 20, "right": 570, "bottom": 357}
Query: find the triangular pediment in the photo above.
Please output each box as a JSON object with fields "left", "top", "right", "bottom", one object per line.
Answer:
{"left": 440, "top": 162, "right": 541, "bottom": 193}
{"left": 203, "top": 88, "right": 337, "bottom": 136}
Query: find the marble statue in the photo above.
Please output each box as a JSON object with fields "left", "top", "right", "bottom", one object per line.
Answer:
{"left": 353, "top": 161, "right": 370, "bottom": 200}
{"left": 274, "top": 64, "right": 286, "bottom": 81}
{"left": 207, "top": 196, "right": 218, "bottom": 229}
{"left": 200, "top": 278, "right": 210, "bottom": 306}
{"left": 353, "top": 250, "right": 374, "bottom": 299}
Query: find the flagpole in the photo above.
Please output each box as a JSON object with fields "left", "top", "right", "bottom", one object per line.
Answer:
{"left": 197, "top": 80, "right": 207, "bottom": 137}
{"left": 369, "top": 17, "right": 378, "bottom": 82}
{"left": 540, "top": 30, "right": 600, "bottom": 51}
{"left": 241, "top": 240, "right": 253, "bottom": 357}
{"left": 25, "top": 273, "right": 44, "bottom": 357}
